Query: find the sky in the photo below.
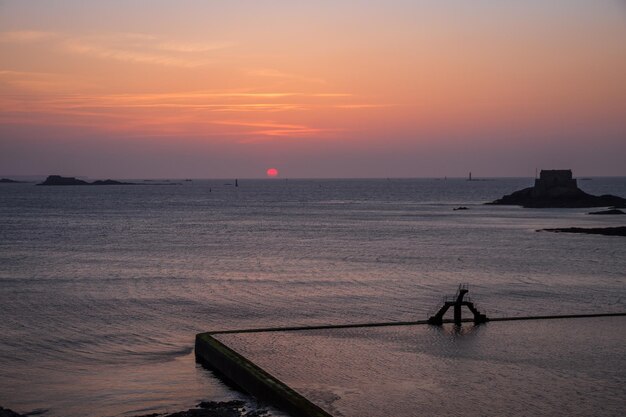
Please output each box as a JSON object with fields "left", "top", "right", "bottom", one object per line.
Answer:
{"left": 1, "top": 0, "right": 625, "bottom": 178}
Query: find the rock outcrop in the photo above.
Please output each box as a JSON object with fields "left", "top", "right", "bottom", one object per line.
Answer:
{"left": 0, "top": 178, "right": 24, "bottom": 183}
{"left": 38, "top": 175, "right": 89, "bottom": 185}
{"left": 90, "top": 179, "right": 130, "bottom": 185}
{"left": 488, "top": 170, "right": 626, "bottom": 208}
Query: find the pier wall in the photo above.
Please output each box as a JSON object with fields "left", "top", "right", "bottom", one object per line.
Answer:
{"left": 195, "top": 332, "right": 333, "bottom": 417}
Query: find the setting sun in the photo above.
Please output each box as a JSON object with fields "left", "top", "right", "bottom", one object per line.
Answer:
{"left": 266, "top": 168, "right": 279, "bottom": 177}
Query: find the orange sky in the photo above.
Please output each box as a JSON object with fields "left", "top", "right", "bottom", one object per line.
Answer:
{"left": 1, "top": 1, "right": 625, "bottom": 178}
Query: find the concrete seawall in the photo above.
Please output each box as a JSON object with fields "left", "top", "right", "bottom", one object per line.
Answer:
{"left": 195, "top": 332, "right": 333, "bottom": 417}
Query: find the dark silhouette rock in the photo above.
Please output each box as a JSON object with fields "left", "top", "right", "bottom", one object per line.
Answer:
{"left": 90, "top": 179, "right": 131, "bottom": 185}
{"left": 488, "top": 170, "right": 626, "bottom": 208}
{"left": 131, "top": 400, "right": 265, "bottom": 417}
{"left": 38, "top": 175, "right": 89, "bottom": 185}
{"left": 0, "top": 178, "right": 23, "bottom": 183}
{"left": 197, "top": 401, "right": 246, "bottom": 410}
{"left": 0, "top": 406, "right": 25, "bottom": 417}
{"left": 588, "top": 209, "right": 625, "bottom": 215}
{"left": 453, "top": 206, "right": 469, "bottom": 211}
{"left": 540, "top": 226, "right": 626, "bottom": 237}
{"left": 38, "top": 175, "right": 134, "bottom": 186}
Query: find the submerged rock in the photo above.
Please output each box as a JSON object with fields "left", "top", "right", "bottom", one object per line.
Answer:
{"left": 131, "top": 401, "right": 268, "bottom": 417}
{"left": 197, "top": 401, "right": 246, "bottom": 410}
{"left": 540, "top": 226, "right": 626, "bottom": 237}
{"left": 588, "top": 209, "right": 625, "bottom": 215}
{"left": 453, "top": 206, "right": 469, "bottom": 211}
{"left": 0, "top": 407, "right": 25, "bottom": 417}
{"left": 488, "top": 170, "right": 626, "bottom": 208}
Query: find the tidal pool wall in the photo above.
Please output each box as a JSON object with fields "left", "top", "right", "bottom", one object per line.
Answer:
{"left": 195, "top": 332, "right": 333, "bottom": 417}
{"left": 196, "top": 312, "right": 626, "bottom": 417}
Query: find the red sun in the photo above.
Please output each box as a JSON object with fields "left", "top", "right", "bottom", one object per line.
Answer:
{"left": 266, "top": 168, "right": 279, "bottom": 177}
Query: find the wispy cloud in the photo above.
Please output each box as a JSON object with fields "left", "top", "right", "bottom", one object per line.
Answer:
{"left": 0, "top": 29, "right": 391, "bottom": 141}
{"left": 1, "top": 60, "right": 386, "bottom": 139}
{"left": 212, "top": 120, "right": 310, "bottom": 129}
{"left": 0, "top": 30, "right": 58, "bottom": 43}
{"left": 311, "top": 93, "right": 353, "bottom": 98}
{"left": 157, "top": 41, "right": 235, "bottom": 53}
{"left": 0, "top": 70, "right": 96, "bottom": 92}
{"left": 211, "top": 119, "right": 337, "bottom": 137}
{"left": 0, "top": 30, "right": 233, "bottom": 68}
{"left": 59, "top": 33, "right": 237, "bottom": 66}
{"left": 246, "top": 68, "right": 326, "bottom": 85}
{"left": 61, "top": 39, "right": 210, "bottom": 68}
{"left": 92, "top": 32, "right": 158, "bottom": 42}
{"left": 333, "top": 104, "right": 395, "bottom": 109}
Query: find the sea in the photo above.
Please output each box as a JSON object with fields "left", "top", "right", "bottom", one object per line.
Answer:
{"left": 1, "top": 177, "right": 625, "bottom": 417}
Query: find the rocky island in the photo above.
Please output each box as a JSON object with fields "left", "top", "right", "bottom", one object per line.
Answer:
{"left": 0, "top": 178, "right": 24, "bottom": 183}
{"left": 37, "top": 175, "right": 133, "bottom": 186}
{"left": 487, "top": 170, "right": 626, "bottom": 208}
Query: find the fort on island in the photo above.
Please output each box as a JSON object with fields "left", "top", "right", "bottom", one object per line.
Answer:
{"left": 489, "top": 169, "right": 626, "bottom": 208}
{"left": 532, "top": 170, "right": 578, "bottom": 196}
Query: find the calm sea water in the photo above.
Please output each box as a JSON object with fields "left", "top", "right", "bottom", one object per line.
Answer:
{"left": 1, "top": 178, "right": 625, "bottom": 416}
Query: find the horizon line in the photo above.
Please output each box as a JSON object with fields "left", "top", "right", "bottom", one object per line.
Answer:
{"left": 3, "top": 174, "right": 625, "bottom": 181}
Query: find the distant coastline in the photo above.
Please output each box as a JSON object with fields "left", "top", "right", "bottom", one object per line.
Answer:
{"left": 36, "top": 175, "right": 181, "bottom": 186}
{"left": 37, "top": 175, "right": 134, "bottom": 186}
